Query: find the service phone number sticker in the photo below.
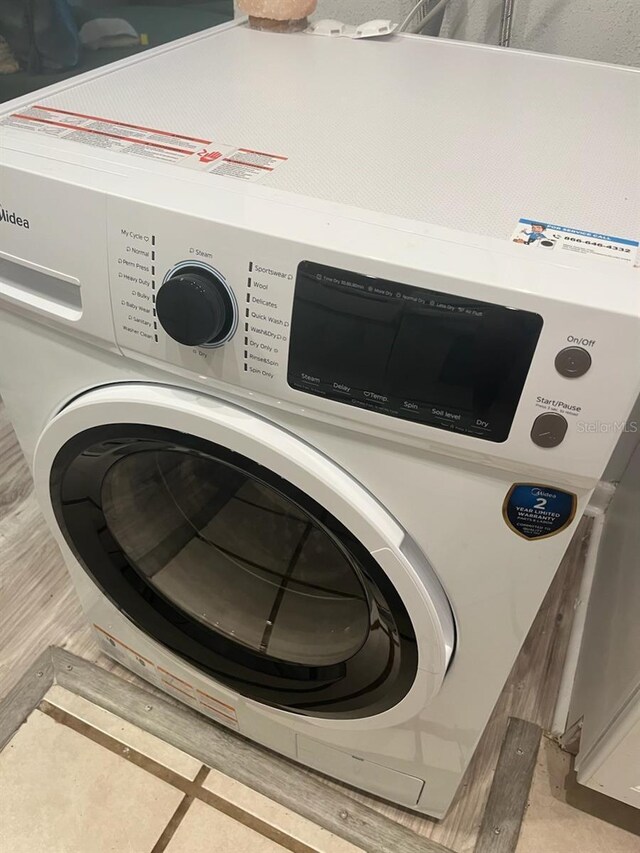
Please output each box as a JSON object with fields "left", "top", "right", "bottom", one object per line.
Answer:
{"left": 503, "top": 484, "right": 577, "bottom": 540}
{"left": 511, "top": 218, "right": 639, "bottom": 265}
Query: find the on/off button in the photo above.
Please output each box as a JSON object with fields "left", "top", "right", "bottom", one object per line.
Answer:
{"left": 555, "top": 346, "right": 592, "bottom": 378}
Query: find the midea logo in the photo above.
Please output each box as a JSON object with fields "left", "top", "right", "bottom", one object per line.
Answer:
{"left": 0, "top": 205, "right": 30, "bottom": 229}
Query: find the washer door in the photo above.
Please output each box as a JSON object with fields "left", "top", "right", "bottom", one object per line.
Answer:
{"left": 36, "top": 384, "right": 454, "bottom": 720}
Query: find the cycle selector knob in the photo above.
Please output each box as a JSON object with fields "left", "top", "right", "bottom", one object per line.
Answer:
{"left": 156, "top": 268, "right": 236, "bottom": 347}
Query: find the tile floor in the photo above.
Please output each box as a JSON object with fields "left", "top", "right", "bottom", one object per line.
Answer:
{"left": 2, "top": 682, "right": 638, "bottom": 853}
{"left": 0, "top": 686, "right": 364, "bottom": 853}
{"left": 517, "top": 738, "right": 640, "bottom": 852}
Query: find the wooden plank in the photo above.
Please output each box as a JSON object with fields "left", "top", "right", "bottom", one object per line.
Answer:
{"left": 0, "top": 647, "right": 54, "bottom": 749}
{"left": 474, "top": 717, "right": 542, "bottom": 853}
{"left": 0, "top": 401, "right": 90, "bottom": 702}
{"left": 51, "top": 647, "right": 455, "bottom": 853}
{"left": 0, "top": 398, "right": 33, "bottom": 523}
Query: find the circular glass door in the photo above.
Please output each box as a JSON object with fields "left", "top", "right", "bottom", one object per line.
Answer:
{"left": 101, "top": 449, "right": 371, "bottom": 667}
{"left": 51, "top": 424, "right": 419, "bottom": 718}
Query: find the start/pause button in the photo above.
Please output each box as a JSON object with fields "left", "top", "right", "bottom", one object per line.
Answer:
{"left": 531, "top": 412, "right": 568, "bottom": 448}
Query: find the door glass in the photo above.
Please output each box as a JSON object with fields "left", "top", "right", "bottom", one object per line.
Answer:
{"left": 101, "top": 450, "right": 371, "bottom": 667}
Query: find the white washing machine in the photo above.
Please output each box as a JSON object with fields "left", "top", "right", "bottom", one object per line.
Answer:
{"left": 0, "top": 22, "right": 639, "bottom": 818}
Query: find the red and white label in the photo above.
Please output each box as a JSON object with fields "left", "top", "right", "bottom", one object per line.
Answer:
{"left": 183, "top": 146, "right": 288, "bottom": 182}
{"left": 94, "top": 625, "right": 159, "bottom": 674}
{"left": 2, "top": 105, "right": 287, "bottom": 182}
{"left": 94, "top": 624, "right": 239, "bottom": 729}
{"left": 196, "top": 688, "right": 239, "bottom": 729}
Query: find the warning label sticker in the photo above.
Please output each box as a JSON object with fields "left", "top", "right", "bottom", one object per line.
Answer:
{"left": 157, "top": 666, "right": 198, "bottom": 702}
{"left": 94, "top": 624, "right": 159, "bottom": 674}
{"left": 511, "top": 218, "right": 639, "bottom": 266}
{"left": 95, "top": 624, "right": 240, "bottom": 728}
{"left": 182, "top": 146, "right": 288, "bottom": 180}
{"left": 196, "top": 688, "right": 239, "bottom": 729}
{"left": 1, "top": 105, "right": 287, "bottom": 182}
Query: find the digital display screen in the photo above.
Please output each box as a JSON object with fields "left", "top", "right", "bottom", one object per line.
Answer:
{"left": 287, "top": 262, "right": 543, "bottom": 442}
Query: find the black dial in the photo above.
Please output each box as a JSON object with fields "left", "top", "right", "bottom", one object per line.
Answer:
{"left": 156, "top": 268, "right": 236, "bottom": 347}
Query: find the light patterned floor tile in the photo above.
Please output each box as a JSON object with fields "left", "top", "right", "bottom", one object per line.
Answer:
{"left": 0, "top": 708, "right": 183, "bottom": 853}
{"left": 517, "top": 738, "right": 640, "bottom": 852}
{"left": 45, "top": 684, "right": 203, "bottom": 780}
{"left": 165, "top": 798, "right": 290, "bottom": 853}
{"left": 203, "top": 766, "right": 364, "bottom": 852}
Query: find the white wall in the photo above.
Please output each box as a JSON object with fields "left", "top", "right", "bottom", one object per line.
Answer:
{"left": 440, "top": 0, "right": 503, "bottom": 44}
{"left": 441, "top": 0, "right": 640, "bottom": 67}
{"left": 313, "top": 1, "right": 413, "bottom": 23}
{"left": 314, "top": 0, "right": 446, "bottom": 33}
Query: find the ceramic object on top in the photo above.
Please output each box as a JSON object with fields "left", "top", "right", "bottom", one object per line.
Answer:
{"left": 238, "top": 0, "right": 318, "bottom": 31}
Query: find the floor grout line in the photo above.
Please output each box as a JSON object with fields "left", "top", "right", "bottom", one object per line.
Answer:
{"left": 150, "top": 765, "right": 210, "bottom": 853}
{"left": 38, "top": 699, "right": 324, "bottom": 853}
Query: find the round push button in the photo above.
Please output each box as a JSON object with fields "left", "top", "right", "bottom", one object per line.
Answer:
{"left": 531, "top": 412, "right": 568, "bottom": 448}
{"left": 555, "top": 346, "right": 592, "bottom": 378}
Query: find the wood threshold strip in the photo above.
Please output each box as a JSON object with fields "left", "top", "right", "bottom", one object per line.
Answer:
{"left": 474, "top": 717, "right": 542, "bottom": 853}
{"left": 0, "top": 648, "right": 54, "bottom": 750}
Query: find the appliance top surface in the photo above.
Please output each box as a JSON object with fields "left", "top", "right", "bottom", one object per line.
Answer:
{"left": 2, "top": 23, "right": 639, "bottom": 242}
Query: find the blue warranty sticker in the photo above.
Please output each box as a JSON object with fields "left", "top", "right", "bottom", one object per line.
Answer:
{"left": 503, "top": 484, "right": 577, "bottom": 540}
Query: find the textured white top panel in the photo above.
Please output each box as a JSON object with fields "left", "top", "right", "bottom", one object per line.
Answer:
{"left": 33, "top": 26, "right": 640, "bottom": 240}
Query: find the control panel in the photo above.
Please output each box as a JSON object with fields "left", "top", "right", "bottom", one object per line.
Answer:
{"left": 108, "top": 216, "right": 295, "bottom": 393}
{"left": 106, "top": 198, "right": 639, "bottom": 480}
{"left": 287, "top": 262, "right": 543, "bottom": 444}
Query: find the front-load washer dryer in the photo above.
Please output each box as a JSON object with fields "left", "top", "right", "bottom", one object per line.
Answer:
{"left": 1, "top": 21, "right": 639, "bottom": 819}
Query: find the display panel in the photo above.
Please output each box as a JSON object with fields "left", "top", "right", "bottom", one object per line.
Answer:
{"left": 288, "top": 262, "right": 543, "bottom": 443}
